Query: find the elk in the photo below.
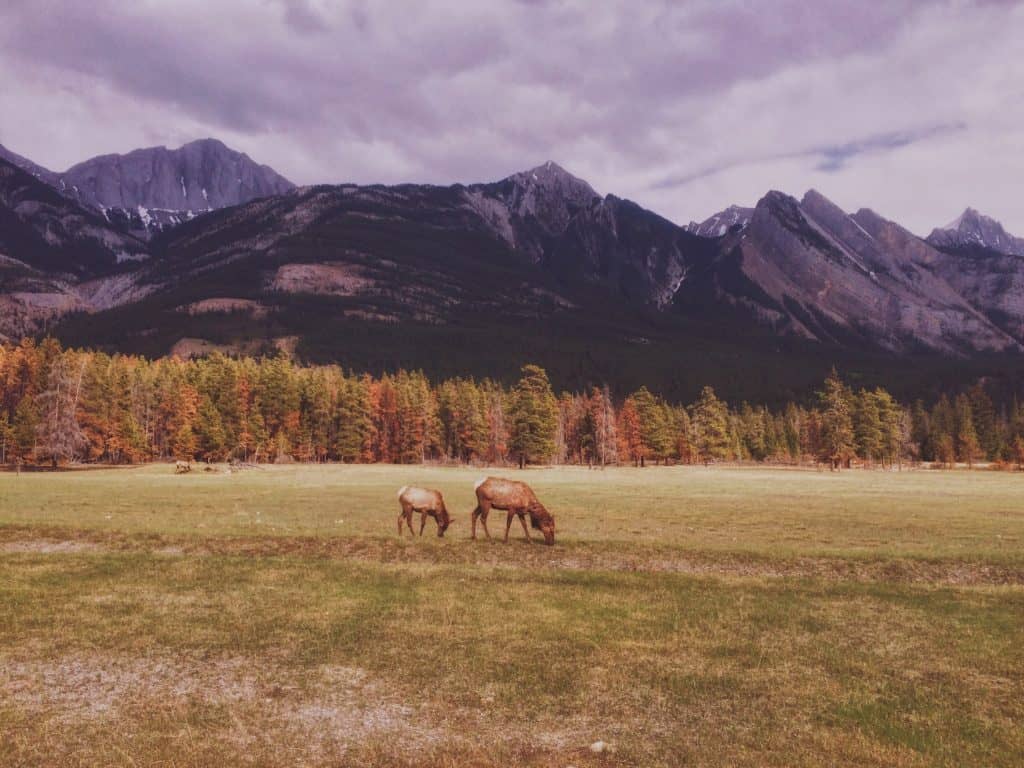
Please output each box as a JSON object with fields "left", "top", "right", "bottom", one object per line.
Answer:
{"left": 397, "top": 485, "right": 452, "bottom": 537}
{"left": 471, "top": 477, "right": 555, "bottom": 545}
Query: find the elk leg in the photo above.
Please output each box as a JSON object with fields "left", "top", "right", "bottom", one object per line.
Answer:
{"left": 419, "top": 511, "right": 427, "bottom": 537}
{"left": 480, "top": 508, "right": 492, "bottom": 540}
{"left": 504, "top": 511, "right": 515, "bottom": 543}
{"left": 405, "top": 511, "right": 417, "bottom": 536}
{"left": 471, "top": 505, "right": 480, "bottom": 540}
{"left": 397, "top": 514, "right": 404, "bottom": 536}
{"left": 518, "top": 511, "right": 532, "bottom": 542}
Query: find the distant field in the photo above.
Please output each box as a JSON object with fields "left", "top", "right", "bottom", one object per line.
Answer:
{"left": 1, "top": 463, "right": 1022, "bottom": 560}
{"left": 1, "top": 465, "right": 1022, "bottom": 767}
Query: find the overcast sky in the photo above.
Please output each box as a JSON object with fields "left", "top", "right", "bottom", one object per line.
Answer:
{"left": 1, "top": 0, "right": 1022, "bottom": 234}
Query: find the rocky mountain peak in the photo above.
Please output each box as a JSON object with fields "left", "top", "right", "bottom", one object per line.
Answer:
{"left": 59, "top": 139, "right": 295, "bottom": 213}
{"left": 927, "top": 208, "right": 1024, "bottom": 257}
{"left": 506, "top": 161, "right": 599, "bottom": 203}
{"left": 685, "top": 204, "right": 753, "bottom": 237}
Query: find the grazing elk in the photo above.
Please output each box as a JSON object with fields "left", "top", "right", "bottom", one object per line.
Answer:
{"left": 397, "top": 485, "right": 452, "bottom": 537}
{"left": 175, "top": 460, "right": 192, "bottom": 474}
{"left": 471, "top": 477, "right": 556, "bottom": 545}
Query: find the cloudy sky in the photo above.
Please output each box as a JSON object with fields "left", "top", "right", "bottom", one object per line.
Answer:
{"left": 1, "top": 0, "right": 1022, "bottom": 234}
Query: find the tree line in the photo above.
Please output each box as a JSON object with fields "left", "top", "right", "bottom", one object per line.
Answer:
{"left": 2, "top": 338, "right": 1023, "bottom": 469}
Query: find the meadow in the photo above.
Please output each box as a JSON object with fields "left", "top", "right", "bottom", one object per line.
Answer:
{"left": 1, "top": 464, "right": 1022, "bottom": 767}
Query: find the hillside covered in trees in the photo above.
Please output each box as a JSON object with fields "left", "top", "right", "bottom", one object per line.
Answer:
{"left": 1, "top": 338, "right": 1022, "bottom": 470}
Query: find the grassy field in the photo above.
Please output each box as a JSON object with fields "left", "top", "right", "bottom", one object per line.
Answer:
{"left": 1, "top": 464, "right": 1022, "bottom": 767}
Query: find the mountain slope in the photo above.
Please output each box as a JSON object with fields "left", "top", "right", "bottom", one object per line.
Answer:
{"left": 0, "top": 157, "right": 150, "bottom": 338}
{"left": 676, "top": 189, "right": 1018, "bottom": 354}
{"left": 0, "top": 143, "right": 57, "bottom": 184}
{"left": 43, "top": 169, "right": 1022, "bottom": 359}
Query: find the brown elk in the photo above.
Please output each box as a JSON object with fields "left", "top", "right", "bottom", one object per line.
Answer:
{"left": 471, "top": 477, "right": 555, "bottom": 545}
{"left": 397, "top": 486, "right": 452, "bottom": 537}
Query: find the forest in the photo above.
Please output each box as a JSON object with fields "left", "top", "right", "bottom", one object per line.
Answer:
{"left": 1, "top": 337, "right": 1022, "bottom": 469}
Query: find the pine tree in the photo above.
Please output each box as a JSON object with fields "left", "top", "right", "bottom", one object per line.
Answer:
{"left": 1012, "top": 436, "right": 1024, "bottom": 471}
{"left": 967, "top": 385, "right": 999, "bottom": 460}
{"left": 910, "top": 400, "right": 930, "bottom": 463}
{"left": 929, "top": 395, "right": 956, "bottom": 463}
{"left": 852, "top": 389, "right": 883, "bottom": 465}
{"left": 34, "top": 352, "right": 87, "bottom": 467}
{"left": 955, "top": 394, "right": 982, "bottom": 467}
{"left": 631, "top": 387, "right": 672, "bottom": 464}
{"left": 0, "top": 411, "right": 10, "bottom": 464}
{"left": 692, "top": 386, "right": 731, "bottom": 465}
{"left": 617, "top": 397, "right": 644, "bottom": 466}
{"left": 196, "top": 396, "right": 227, "bottom": 462}
{"left": 508, "top": 365, "right": 558, "bottom": 467}
{"left": 592, "top": 385, "right": 618, "bottom": 466}
{"left": 12, "top": 396, "right": 37, "bottom": 463}
{"left": 818, "top": 368, "right": 855, "bottom": 470}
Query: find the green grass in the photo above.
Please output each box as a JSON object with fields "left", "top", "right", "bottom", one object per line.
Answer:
{"left": 1, "top": 464, "right": 1022, "bottom": 560}
{"left": 1, "top": 465, "right": 1022, "bottom": 766}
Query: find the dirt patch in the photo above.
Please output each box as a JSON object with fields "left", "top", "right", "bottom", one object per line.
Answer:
{"left": 168, "top": 337, "right": 234, "bottom": 359}
{"left": 0, "top": 539, "right": 104, "bottom": 554}
{"left": 0, "top": 651, "right": 602, "bottom": 763}
{"left": 1, "top": 652, "right": 431, "bottom": 753}
{"left": 269, "top": 263, "right": 376, "bottom": 296}
{"left": 179, "top": 297, "right": 268, "bottom": 317}
{"left": 2, "top": 525, "right": 1022, "bottom": 586}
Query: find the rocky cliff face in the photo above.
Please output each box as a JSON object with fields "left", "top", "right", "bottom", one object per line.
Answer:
{"left": 465, "top": 163, "right": 714, "bottom": 308}
{"left": 700, "top": 189, "right": 1018, "bottom": 354}
{"left": 923, "top": 209, "right": 1024, "bottom": 342}
{"left": 58, "top": 138, "right": 294, "bottom": 213}
{"left": 1, "top": 139, "right": 295, "bottom": 240}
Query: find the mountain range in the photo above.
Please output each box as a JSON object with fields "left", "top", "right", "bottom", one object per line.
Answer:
{"left": 0, "top": 139, "right": 294, "bottom": 240}
{"left": 1, "top": 138, "right": 1022, "bottom": 401}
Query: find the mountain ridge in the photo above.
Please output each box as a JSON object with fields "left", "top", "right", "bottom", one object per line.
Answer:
{"left": 1, "top": 142, "right": 1023, "bottom": 400}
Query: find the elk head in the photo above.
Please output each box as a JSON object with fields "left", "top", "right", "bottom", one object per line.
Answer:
{"left": 436, "top": 505, "right": 452, "bottom": 537}
{"left": 528, "top": 503, "right": 556, "bottom": 546}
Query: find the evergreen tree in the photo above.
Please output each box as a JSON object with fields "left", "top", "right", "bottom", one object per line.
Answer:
{"left": 631, "top": 387, "right": 672, "bottom": 464}
{"left": 929, "top": 395, "right": 956, "bottom": 463}
{"left": 853, "top": 389, "right": 883, "bottom": 464}
{"left": 955, "top": 394, "right": 982, "bottom": 467}
{"left": 617, "top": 397, "right": 645, "bottom": 466}
{"left": 967, "top": 385, "right": 999, "bottom": 460}
{"left": 507, "top": 365, "right": 558, "bottom": 467}
{"left": 910, "top": 400, "right": 930, "bottom": 463}
{"left": 692, "top": 386, "right": 731, "bottom": 464}
{"left": 12, "top": 396, "right": 38, "bottom": 463}
{"left": 818, "top": 368, "right": 855, "bottom": 469}
{"left": 196, "top": 396, "right": 227, "bottom": 461}
{"left": 1012, "top": 436, "right": 1024, "bottom": 471}
{"left": 35, "top": 352, "right": 87, "bottom": 467}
